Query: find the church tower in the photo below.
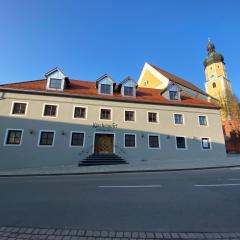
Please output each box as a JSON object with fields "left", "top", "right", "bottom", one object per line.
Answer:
{"left": 204, "top": 41, "right": 232, "bottom": 100}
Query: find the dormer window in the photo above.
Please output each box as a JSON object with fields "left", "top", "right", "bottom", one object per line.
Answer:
{"left": 169, "top": 90, "right": 179, "bottom": 100}
{"left": 100, "top": 84, "right": 111, "bottom": 95}
{"left": 49, "top": 78, "right": 62, "bottom": 89}
{"left": 124, "top": 86, "right": 134, "bottom": 96}
{"left": 45, "top": 67, "right": 68, "bottom": 91}
{"left": 118, "top": 76, "right": 138, "bottom": 97}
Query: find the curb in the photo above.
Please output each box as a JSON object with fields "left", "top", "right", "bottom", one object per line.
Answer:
{"left": 0, "top": 164, "right": 240, "bottom": 178}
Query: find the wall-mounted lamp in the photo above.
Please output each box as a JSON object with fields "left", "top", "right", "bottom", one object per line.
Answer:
{"left": 141, "top": 133, "right": 145, "bottom": 138}
{"left": 29, "top": 129, "right": 34, "bottom": 135}
{"left": 61, "top": 131, "right": 66, "bottom": 136}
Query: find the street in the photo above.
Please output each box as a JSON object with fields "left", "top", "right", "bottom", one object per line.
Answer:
{"left": 0, "top": 168, "right": 240, "bottom": 232}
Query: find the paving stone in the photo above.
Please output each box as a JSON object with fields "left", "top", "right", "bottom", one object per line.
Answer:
{"left": 46, "top": 235, "right": 56, "bottom": 240}
{"left": 146, "top": 232, "right": 155, "bottom": 238}
{"left": 162, "top": 232, "right": 171, "bottom": 238}
{"left": 70, "top": 236, "right": 80, "bottom": 240}
{"left": 170, "top": 233, "right": 180, "bottom": 238}
{"left": 0, "top": 227, "right": 6, "bottom": 232}
{"left": 100, "top": 231, "right": 108, "bottom": 237}
{"left": 69, "top": 230, "right": 78, "bottom": 236}
{"left": 0, "top": 237, "right": 8, "bottom": 240}
{"left": 179, "top": 233, "right": 188, "bottom": 238}
{"left": 19, "top": 228, "right": 27, "bottom": 234}
{"left": 25, "top": 229, "right": 34, "bottom": 234}
{"left": 139, "top": 232, "right": 146, "bottom": 238}
{"left": 62, "top": 231, "right": 70, "bottom": 236}
{"left": 85, "top": 231, "right": 94, "bottom": 237}
{"left": 55, "top": 230, "right": 63, "bottom": 236}
{"left": 46, "top": 229, "right": 56, "bottom": 235}
{"left": 79, "top": 237, "right": 87, "bottom": 240}
{"left": 63, "top": 236, "right": 71, "bottom": 240}
{"left": 155, "top": 232, "right": 163, "bottom": 238}
{"left": 123, "top": 232, "right": 131, "bottom": 238}
{"left": 131, "top": 232, "right": 139, "bottom": 238}
{"left": 77, "top": 231, "right": 85, "bottom": 237}
{"left": 116, "top": 232, "right": 124, "bottom": 238}
{"left": 32, "top": 229, "right": 41, "bottom": 235}
{"left": 12, "top": 228, "right": 20, "bottom": 233}
{"left": 108, "top": 232, "right": 116, "bottom": 238}
{"left": 92, "top": 231, "right": 100, "bottom": 237}
{"left": 86, "top": 237, "right": 95, "bottom": 240}
{"left": 54, "top": 236, "right": 63, "bottom": 240}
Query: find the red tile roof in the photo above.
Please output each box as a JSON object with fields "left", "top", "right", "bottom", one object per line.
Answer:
{"left": 0, "top": 79, "right": 219, "bottom": 109}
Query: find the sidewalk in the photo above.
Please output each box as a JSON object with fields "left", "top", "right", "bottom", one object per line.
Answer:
{"left": 1, "top": 225, "right": 240, "bottom": 240}
{"left": 0, "top": 154, "right": 240, "bottom": 177}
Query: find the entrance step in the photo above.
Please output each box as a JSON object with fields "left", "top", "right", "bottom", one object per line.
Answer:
{"left": 79, "top": 154, "right": 127, "bottom": 166}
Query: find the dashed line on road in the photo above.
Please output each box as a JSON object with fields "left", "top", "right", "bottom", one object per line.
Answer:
{"left": 98, "top": 185, "right": 162, "bottom": 188}
{"left": 195, "top": 183, "right": 240, "bottom": 187}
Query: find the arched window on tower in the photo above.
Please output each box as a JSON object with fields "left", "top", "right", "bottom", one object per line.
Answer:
{"left": 212, "top": 82, "right": 216, "bottom": 88}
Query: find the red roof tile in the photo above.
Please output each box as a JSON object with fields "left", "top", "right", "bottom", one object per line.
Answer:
{"left": 0, "top": 79, "right": 219, "bottom": 109}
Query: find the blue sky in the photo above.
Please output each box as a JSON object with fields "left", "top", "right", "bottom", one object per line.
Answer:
{"left": 0, "top": 0, "right": 239, "bottom": 97}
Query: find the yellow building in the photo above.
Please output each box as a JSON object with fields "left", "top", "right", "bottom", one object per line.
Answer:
{"left": 203, "top": 41, "right": 232, "bottom": 100}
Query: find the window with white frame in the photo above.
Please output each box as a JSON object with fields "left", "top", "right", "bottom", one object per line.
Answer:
{"left": 176, "top": 136, "right": 187, "bottom": 149}
{"left": 148, "top": 112, "right": 158, "bottom": 123}
{"left": 100, "top": 108, "right": 111, "bottom": 120}
{"left": 125, "top": 110, "right": 135, "bottom": 122}
{"left": 201, "top": 138, "right": 211, "bottom": 150}
{"left": 70, "top": 132, "right": 84, "bottom": 146}
{"left": 39, "top": 131, "right": 54, "bottom": 146}
{"left": 199, "top": 116, "right": 208, "bottom": 126}
{"left": 149, "top": 135, "right": 160, "bottom": 148}
{"left": 43, "top": 104, "right": 57, "bottom": 117}
{"left": 100, "top": 84, "right": 111, "bottom": 94}
{"left": 169, "top": 90, "right": 179, "bottom": 100}
{"left": 174, "top": 114, "right": 183, "bottom": 124}
{"left": 11, "top": 102, "right": 27, "bottom": 115}
{"left": 5, "top": 129, "right": 23, "bottom": 145}
{"left": 49, "top": 78, "right": 62, "bottom": 89}
{"left": 124, "top": 134, "right": 136, "bottom": 147}
{"left": 124, "top": 86, "right": 134, "bottom": 96}
{"left": 74, "top": 107, "right": 86, "bottom": 119}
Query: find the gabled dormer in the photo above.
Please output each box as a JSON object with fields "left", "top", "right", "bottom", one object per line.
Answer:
{"left": 162, "top": 82, "right": 181, "bottom": 100}
{"left": 96, "top": 74, "right": 115, "bottom": 95}
{"left": 118, "top": 76, "right": 138, "bottom": 97}
{"left": 45, "top": 67, "right": 70, "bottom": 91}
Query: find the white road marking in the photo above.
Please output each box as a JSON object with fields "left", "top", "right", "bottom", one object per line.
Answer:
{"left": 98, "top": 185, "right": 162, "bottom": 188}
{"left": 195, "top": 183, "right": 240, "bottom": 187}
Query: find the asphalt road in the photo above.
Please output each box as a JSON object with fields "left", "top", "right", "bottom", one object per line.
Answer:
{"left": 0, "top": 168, "right": 240, "bottom": 232}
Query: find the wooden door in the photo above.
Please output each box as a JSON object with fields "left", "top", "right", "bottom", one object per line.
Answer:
{"left": 94, "top": 134, "right": 114, "bottom": 154}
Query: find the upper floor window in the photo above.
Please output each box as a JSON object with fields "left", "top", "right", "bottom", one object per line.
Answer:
{"left": 100, "top": 108, "right": 111, "bottom": 120}
{"left": 100, "top": 84, "right": 111, "bottom": 95}
{"left": 125, "top": 110, "right": 135, "bottom": 122}
{"left": 74, "top": 107, "right": 86, "bottom": 119}
{"left": 174, "top": 114, "right": 184, "bottom": 125}
{"left": 199, "top": 116, "right": 208, "bottom": 126}
{"left": 148, "top": 135, "right": 160, "bottom": 148}
{"left": 11, "top": 102, "right": 27, "bottom": 115}
{"left": 169, "top": 91, "right": 179, "bottom": 100}
{"left": 49, "top": 78, "right": 62, "bottom": 89}
{"left": 5, "top": 129, "right": 23, "bottom": 145}
{"left": 124, "top": 134, "right": 136, "bottom": 148}
{"left": 124, "top": 86, "right": 134, "bottom": 96}
{"left": 201, "top": 138, "right": 211, "bottom": 150}
{"left": 176, "top": 136, "right": 187, "bottom": 149}
{"left": 43, "top": 104, "right": 58, "bottom": 117}
{"left": 39, "top": 131, "right": 54, "bottom": 146}
{"left": 148, "top": 112, "right": 158, "bottom": 123}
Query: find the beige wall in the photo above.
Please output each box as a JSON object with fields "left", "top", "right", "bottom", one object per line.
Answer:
{"left": 0, "top": 91, "right": 226, "bottom": 169}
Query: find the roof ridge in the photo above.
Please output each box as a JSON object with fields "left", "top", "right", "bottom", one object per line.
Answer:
{"left": 0, "top": 79, "right": 46, "bottom": 87}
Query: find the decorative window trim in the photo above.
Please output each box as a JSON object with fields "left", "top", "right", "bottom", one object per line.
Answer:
{"left": 99, "top": 107, "right": 112, "bottom": 121}
{"left": 47, "top": 78, "right": 64, "bottom": 91}
{"left": 123, "top": 109, "right": 136, "bottom": 123}
{"left": 123, "top": 133, "right": 137, "bottom": 148}
{"left": 69, "top": 131, "right": 85, "bottom": 148}
{"left": 42, "top": 103, "right": 59, "bottom": 118}
{"left": 72, "top": 106, "right": 88, "bottom": 120}
{"left": 10, "top": 101, "right": 28, "bottom": 116}
{"left": 198, "top": 115, "right": 209, "bottom": 127}
{"left": 4, "top": 129, "right": 24, "bottom": 146}
{"left": 148, "top": 134, "right": 161, "bottom": 149}
{"left": 37, "top": 130, "right": 55, "bottom": 147}
{"left": 147, "top": 111, "right": 159, "bottom": 124}
{"left": 175, "top": 136, "right": 188, "bottom": 150}
{"left": 173, "top": 113, "right": 185, "bottom": 125}
{"left": 201, "top": 137, "right": 212, "bottom": 150}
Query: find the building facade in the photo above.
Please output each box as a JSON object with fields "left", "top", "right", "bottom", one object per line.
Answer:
{"left": 0, "top": 65, "right": 226, "bottom": 169}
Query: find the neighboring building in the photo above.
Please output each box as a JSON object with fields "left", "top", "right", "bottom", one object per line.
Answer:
{"left": 203, "top": 41, "right": 232, "bottom": 101}
{"left": 0, "top": 66, "right": 226, "bottom": 169}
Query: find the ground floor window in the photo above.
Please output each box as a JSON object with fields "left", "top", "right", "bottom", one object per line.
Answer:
{"left": 5, "top": 129, "right": 23, "bottom": 145}
{"left": 201, "top": 137, "right": 211, "bottom": 150}
{"left": 148, "top": 135, "right": 160, "bottom": 148}
{"left": 124, "top": 134, "right": 136, "bottom": 148}
{"left": 70, "top": 132, "right": 84, "bottom": 146}
{"left": 39, "top": 131, "right": 55, "bottom": 146}
{"left": 176, "top": 136, "right": 187, "bottom": 149}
